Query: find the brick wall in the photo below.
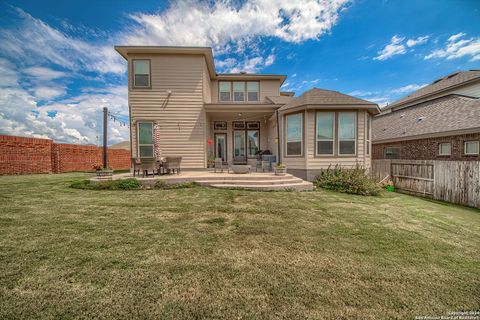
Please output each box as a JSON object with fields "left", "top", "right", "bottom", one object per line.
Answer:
{"left": 0, "top": 135, "right": 53, "bottom": 174}
{"left": 373, "top": 132, "right": 480, "bottom": 161}
{"left": 0, "top": 135, "right": 131, "bottom": 175}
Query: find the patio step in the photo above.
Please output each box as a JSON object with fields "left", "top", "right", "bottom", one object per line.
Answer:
{"left": 210, "top": 181, "right": 314, "bottom": 191}
{"left": 196, "top": 177, "right": 305, "bottom": 186}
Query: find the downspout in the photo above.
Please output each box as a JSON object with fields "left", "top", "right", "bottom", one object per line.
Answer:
{"left": 276, "top": 110, "right": 281, "bottom": 165}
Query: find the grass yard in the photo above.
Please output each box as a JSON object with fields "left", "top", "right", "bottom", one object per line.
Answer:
{"left": 0, "top": 173, "right": 479, "bottom": 319}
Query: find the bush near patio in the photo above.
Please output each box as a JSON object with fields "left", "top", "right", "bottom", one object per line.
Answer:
{"left": 314, "top": 165, "right": 382, "bottom": 196}
{"left": 1, "top": 173, "right": 479, "bottom": 319}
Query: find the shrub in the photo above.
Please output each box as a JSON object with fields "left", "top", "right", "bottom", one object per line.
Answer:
{"left": 117, "top": 178, "right": 142, "bottom": 190}
{"left": 314, "top": 165, "right": 381, "bottom": 196}
{"left": 154, "top": 180, "right": 198, "bottom": 189}
{"left": 70, "top": 178, "right": 142, "bottom": 190}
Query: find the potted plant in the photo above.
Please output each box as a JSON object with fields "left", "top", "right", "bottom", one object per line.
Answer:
{"left": 207, "top": 155, "right": 215, "bottom": 168}
{"left": 94, "top": 164, "right": 113, "bottom": 180}
{"left": 274, "top": 163, "right": 287, "bottom": 176}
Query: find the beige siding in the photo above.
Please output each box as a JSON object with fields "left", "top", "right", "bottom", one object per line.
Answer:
{"left": 129, "top": 54, "right": 206, "bottom": 168}
{"left": 260, "top": 80, "right": 281, "bottom": 101}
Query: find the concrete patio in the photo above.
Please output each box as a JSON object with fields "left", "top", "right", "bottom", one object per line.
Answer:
{"left": 91, "top": 170, "right": 314, "bottom": 191}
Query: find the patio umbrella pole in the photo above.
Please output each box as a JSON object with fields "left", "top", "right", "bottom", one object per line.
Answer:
{"left": 103, "top": 107, "right": 108, "bottom": 169}
{"left": 276, "top": 110, "right": 281, "bottom": 165}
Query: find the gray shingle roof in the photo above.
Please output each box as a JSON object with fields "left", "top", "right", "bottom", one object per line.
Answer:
{"left": 265, "top": 95, "right": 294, "bottom": 105}
{"left": 385, "top": 70, "right": 480, "bottom": 110}
{"left": 373, "top": 95, "right": 480, "bottom": 142}
{"left": 279, "top": 88, "right": 377, "bottom": 111}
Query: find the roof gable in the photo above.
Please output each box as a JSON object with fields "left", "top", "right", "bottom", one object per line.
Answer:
{"left": 385, "top": 70, "right": 480, "bottom": 110}
{"left": 279, "top": 87, "right": 378, "bottom": 111}
{"left": 373, "top": 95, "right": 480, "bottom": 142}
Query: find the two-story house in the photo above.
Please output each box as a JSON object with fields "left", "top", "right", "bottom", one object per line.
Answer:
{"left": 373, "top": 70, "right": 480, "bottom": 161}
{"left": 115, "top": 46, "right": 379, "bottom": 180}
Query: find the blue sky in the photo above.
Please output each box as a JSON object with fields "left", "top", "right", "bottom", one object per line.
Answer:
{"left": 0, "top": 0, "right": 479, "bottom": 145}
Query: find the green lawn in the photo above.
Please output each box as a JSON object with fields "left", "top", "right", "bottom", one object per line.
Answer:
{"left": 0, "top": 173, "right": 479, "bottom": 319}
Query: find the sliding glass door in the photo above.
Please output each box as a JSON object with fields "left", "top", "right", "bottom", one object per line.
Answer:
{"left": 233, "top": 131, "right": 246, "bottom": 163}
{"left": 215, "top": 133, "right": 227, "bottom": 162}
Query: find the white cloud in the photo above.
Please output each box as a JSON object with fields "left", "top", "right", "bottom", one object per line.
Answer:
{"left": 33, "top": 86, "right": 66, "bottom": 100}
{"left": 390, "top": 83, "right": 428, "bottom": 94}
{"left": 448, "top": 32, "right": 466, "bottom": 42}
{"left": 374, "top": 34, "right": 429, "bottom": 60}
{"left": 0, "top": 8, "right": 125, "bottom": 74}
{"left": 374, "top": 35, "right": 406, "bottom": 60}
{"left": 120, "top": 0, "right": 350, "bottom": 51}
{"left": 425, "top": 33, "right": 480, "bottom": 61}
{"left": 406, "top": 36, "right": 429, "bottom": 47}
{"left": 24, "top": 67, "right": 67, "bottom": 81}
{"left": 0, "top": 61, "right": 129, "bottom": 144}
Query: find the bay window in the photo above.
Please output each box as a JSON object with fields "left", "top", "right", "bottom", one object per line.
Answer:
{"left": 285, "top": 113, "right": 303, "bottom": 156}
{"left": 316, "top": 112, "right": 335, "bottom": 155}
{"left": 338, "top": 112, "right": 356, "bottom": 155}
{"left": 137, "top": 122, "right": 154, "bottom": 158}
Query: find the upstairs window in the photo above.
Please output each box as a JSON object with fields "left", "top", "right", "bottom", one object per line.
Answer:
{"left": 285, "top": 113, "right": 303, "bottom": 156}
{"left": 438, "top": 142, "right": 451, "bottom": 156}
{"left": 384, "top": 147, "right": 400, "bottom": 159}
{"left": 233, "top": 82, "right": 245, "bottom": 102}
{"left": 316, "top": 112, "right": 335, "bottom": 155}
{"left": 137, "top": 122, "right": 153, "bottom": 158}
{"left": 338, "top": 112, "right": 356, "bottom": 155}
{"left": 219, "top": 82, "right": 231, "bottom": 102}
{"left": 218, "top": 81, "right": 260, "bottom": 102}
{"left": 464, "top": 141, "right": 479, "bottom": 155}
{"left": 247, "top": 82, "right": 259, "bottom": 102}
{"left": 133, "top": 60, "right": 150, "bottom": 88}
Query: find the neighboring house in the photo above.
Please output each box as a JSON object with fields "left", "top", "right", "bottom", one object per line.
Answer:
{"left": 115, "top": 46, "right": 379, "bottom": 180}
{"left": 372, "top": 70, "right": 480, "bottom": 160}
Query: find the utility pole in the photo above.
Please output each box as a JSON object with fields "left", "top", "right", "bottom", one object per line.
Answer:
{"left": 103, "top": 107, "right": 108, "bottom": 169}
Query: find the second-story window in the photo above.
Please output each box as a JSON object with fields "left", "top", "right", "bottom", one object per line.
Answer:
{"left": 247, "top": 82, "right": 259, "bottom": 102}
{"left": 133, "top": 60, "right": 150, "bottom": 88}
{"left": 219, "top": 81, "right": 260, "bottom": 102}
{"left": 233, "top": 82, "right": 245, "bottom": 102}
{"left": 219, "top": 82, "right": 231, "bottom": 102}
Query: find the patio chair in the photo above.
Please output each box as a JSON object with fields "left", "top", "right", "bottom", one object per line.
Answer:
{"left": 164, "top": 157, "right": 182, "bottom": 174}
{"left": 132, "top": 157, "right": 156, "bottom": 177}
{"left": 214, "top": 158, "right": 224, "bottom": 173}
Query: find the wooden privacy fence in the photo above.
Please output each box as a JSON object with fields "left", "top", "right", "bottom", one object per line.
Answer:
{"left": 372, "top": 159, "right": 480, "bottom": 208}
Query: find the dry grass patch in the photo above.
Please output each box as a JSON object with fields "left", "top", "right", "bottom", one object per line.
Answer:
{"left": 0, "top": 173, "right": 479, "bottom": 319}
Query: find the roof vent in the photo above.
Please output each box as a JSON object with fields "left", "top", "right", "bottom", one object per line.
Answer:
{"left": 447, "top": 72, "right": 459, "bottom": 79}
{"left": 417, "top": 116, "right": 425, "bottom": 122}
{"left": 400, "top": 114, "right": 405, "bottom": 118}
